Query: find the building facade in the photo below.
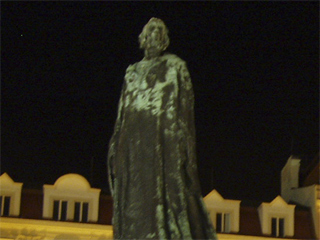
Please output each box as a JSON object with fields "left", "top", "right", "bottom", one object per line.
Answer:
{"left": 0, "top": 155, "right": 318, "bottom": 240}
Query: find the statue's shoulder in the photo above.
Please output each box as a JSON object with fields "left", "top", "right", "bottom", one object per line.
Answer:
{"left": 126, "top": 63, "right": 137, "bottom": 70}
{"left": 162, "top": 53, "right": 186, "bottom": 65}
{"left": 162, "top": 53, "right": 186, "bottom": 67}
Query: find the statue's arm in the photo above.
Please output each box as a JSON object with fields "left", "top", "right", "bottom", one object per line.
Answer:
{"left": 107, "top": 82, "right": 126, "bottom": 194}
{"left": 178, "top": 61, "right": 196, "bottom": 139}
{"left": 178, "top": 61, "right": 202, "bottom": 193}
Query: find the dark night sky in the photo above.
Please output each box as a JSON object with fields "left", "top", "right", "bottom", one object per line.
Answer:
{"left": 2, "top": 2, "right": 319, "bottom": 201}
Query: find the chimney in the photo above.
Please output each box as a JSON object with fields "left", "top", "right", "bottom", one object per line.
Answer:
{"left": 281, "top": 155, "right": 301, "bottom": 202}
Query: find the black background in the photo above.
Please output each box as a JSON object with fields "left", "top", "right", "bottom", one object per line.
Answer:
{"left": 2, "top": 1, "right": 319, "bottom": 201}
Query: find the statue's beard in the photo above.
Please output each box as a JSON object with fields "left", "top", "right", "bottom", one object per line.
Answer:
{"left": 145, "top": 37, "right": 163, "bottom": 51}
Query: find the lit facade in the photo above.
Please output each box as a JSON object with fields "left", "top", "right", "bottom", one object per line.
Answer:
{"left": 0, "top": 154, "right": 317, "bottom": 240}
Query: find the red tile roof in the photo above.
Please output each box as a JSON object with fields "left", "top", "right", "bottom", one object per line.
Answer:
{"left": 13, "top": 189, "right": 315, "bottom": 239}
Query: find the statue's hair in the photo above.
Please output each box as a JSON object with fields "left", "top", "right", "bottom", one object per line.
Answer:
{"left": 138, "top": 18, "right": 170, "bottom": 51}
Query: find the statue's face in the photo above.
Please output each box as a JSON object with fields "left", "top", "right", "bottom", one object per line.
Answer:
{"left": 139, "top": 18, "right": 169, "bottom": 57}
{"left": 147, "top": 21, "right": 164, "bottom": 45}
{"left": 145, "top": 21, "right": 165, "bottom": 49}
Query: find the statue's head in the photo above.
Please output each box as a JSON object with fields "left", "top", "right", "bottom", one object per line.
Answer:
{"left": 139, "top": 18, "right": 170, "bottom": 53}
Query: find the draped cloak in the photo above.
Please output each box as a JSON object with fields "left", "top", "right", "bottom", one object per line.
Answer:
{"left": 108, "top": 53, "right": 217, "bottom": 240}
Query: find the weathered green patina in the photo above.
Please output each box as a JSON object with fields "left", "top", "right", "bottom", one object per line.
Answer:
{"left": 108, "top": 18, "right": 217, "bottom": 240}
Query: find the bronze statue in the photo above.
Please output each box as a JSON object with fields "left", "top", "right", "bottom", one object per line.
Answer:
{"left": 108, "top": 18, "right": 217, "bottom": 240}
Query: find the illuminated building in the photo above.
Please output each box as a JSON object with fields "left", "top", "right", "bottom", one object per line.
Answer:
{"left": 0, "top": 155, "right": 318, "bottom": 240}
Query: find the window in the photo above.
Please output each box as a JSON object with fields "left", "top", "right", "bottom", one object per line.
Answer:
{"left": 53, "top": 200, "right": 68, "bottom": 221}
{"left": 43, "top": 174, "right": 101, "bottom": 222}
{"left": 216, "top": 213, "right": 230, "bottom": 233}
{"left": 74, "top": 202, "right": 89, "bottom": 222}
{"left": 258, "top": 196, "right": 295, "bottom": 237}
{"left": 0, "top": 196, "right": 11, "bottom": 216}
{"left": 272, "top": 217, "right": 285, "bottom": 237}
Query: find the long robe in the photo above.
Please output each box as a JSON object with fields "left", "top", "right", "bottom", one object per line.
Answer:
{"left": 108, "top": 53, "right": 217, "bottom": 240}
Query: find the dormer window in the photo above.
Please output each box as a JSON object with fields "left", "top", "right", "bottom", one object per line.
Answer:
{"left": 0, "top": 173, "right": 23, "bottom": 217}
{"left": 43, "top": 174, "right": 100, "bottom": 222}
{"left": 53, "top": 200, "right": 68, "bottom": 221}
{"left": 216, "top": 212, "right": 231, "bottom": 233}
{"left": 52, "top": 200, "right": 90, "bottom": 222}
{"left": 272, "top": 217, "right": 285, "bottom": 237}
{"left": 258, "top": 196, "right": 295, "bottom": 237}
{"left": 0, "top": 196, "right": 11, "bottom": 216}
{"left": 204, "top": 190, "right": 241, "bottom": 233}
{"left": 74, "top": 201, "right": 89, "bottom": 222}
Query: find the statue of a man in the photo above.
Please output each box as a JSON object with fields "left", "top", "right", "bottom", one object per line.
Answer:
{"left": 108, "top": 18, "right": 217, "bottom": 240}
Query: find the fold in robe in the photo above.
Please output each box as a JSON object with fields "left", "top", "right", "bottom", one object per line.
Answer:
{"left": 108, "top": 53, "right": 217, "bottom": 240}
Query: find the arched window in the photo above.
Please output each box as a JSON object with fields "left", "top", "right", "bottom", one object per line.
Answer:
{"left": 43, "top": 174, "right": 100, "bottom": 222}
